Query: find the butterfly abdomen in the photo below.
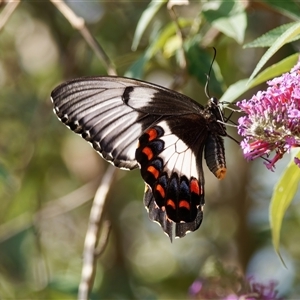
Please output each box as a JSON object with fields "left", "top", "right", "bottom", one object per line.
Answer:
{"left": 204, "top": 133, "right": 226, "bottom": 179}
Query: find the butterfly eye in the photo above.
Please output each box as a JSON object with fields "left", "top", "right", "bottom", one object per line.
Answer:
{"left": 210, "top": 97, "right": 219, "bottom": 106}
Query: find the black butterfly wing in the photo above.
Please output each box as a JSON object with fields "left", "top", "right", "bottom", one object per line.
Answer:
{"left": 51, "top": 76, "right": 225, "bottom": 239}
{"left": 51, "top": 76, "right": 204, "bottom": 170}
{"left": 135, "top": 113, "right": 211, "bottom": 239}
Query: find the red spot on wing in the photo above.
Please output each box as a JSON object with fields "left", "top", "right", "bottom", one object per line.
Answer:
{"left": 166, "top": 199, "right": 176, "bottom": 210}
{"left": 156, "top": 184, "right": 165, "bottom": 198}
{"left": 179, "top": 200, "right": 190, "bottom": 210}
{"left": 142, "top": 147, "right": 153, "bottom": 160}
{"left": 146, "top": 128, "right": 157, "bottom": 141}
{"left": 147, "top": 166, "right": 159, "bottom": 179}
{"left": 190, "top": 179, "right": 200, "bottom": 195}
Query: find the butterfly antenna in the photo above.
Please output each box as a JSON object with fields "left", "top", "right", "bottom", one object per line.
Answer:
{"left": 204, "top": 47, "right": 217, "bottom": 99}
{"left": 204, "top": 74, "right": 210, "bottom": 99}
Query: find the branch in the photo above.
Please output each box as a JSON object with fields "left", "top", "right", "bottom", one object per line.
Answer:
{"left": 0, "top": 0, "right": 20, "bottom": 32}
{"left": 49, "top": 3, "right": 124, "bottom": 299}
{"left": 78, "top": 166, "right": 116, "bottom": 300}
{"left": 0, "top": 178, "right": 100, "bottom": 243}
{"left": 167, "top": 2, "right": 189, "bottom": 90}
{"left": 50, "top": 0, "right": 117, "bottom": 76}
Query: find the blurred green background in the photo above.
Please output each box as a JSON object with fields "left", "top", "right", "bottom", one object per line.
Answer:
{"left": 0, "top": 1, "right": 299, "bottom": 299}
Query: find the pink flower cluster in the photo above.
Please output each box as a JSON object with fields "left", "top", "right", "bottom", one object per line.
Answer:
{"left": 189, "top": 277, "right": 282, "bottom": 299}
{"left": 237, "top": 57, "right": 300, "bottom": 170}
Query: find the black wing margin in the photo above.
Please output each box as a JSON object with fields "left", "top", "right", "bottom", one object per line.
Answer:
{"left": 144, "top": 186, "right": 203, "bottom": 240}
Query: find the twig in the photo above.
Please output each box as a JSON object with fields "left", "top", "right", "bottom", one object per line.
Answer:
{"left": 167, "top": 5, "right": 187, "bottom": 70}
{"left": 50, "top": 2, "right": 121, "bottom": 299}
{"left": 35, "top": 177, "right": 100, "bottom": 220}
{"left": 167, "top": 3, "right": 189, "bottom": 90}
{"left": 78, "top": 165, "right": 116, "bottom": 300}
{"left": 50, "top": 0, "right": 117, "bottom": 76}
{"left": 0, "top": 0, "right": 20, "bottom": 32}
{"left": 94, "top": 220, "right": 111, "bottom": 257}
{"left": 0, "top": 178, "right": 100, "bottom": 243}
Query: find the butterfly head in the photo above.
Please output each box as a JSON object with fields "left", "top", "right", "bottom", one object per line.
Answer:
{"left": 209, "top": 97, "right": 219, "bottom": 106}
{"left": 204, "top": 97, "right": 227, "bottom": 137}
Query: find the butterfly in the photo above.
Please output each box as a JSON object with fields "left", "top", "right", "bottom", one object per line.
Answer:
{"left": 51, "top": 76, "right": 227, "bottom": 241}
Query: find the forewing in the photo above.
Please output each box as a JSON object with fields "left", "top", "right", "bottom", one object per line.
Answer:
{"left": 51, "top": 76, "right": 202, "bottom": 170}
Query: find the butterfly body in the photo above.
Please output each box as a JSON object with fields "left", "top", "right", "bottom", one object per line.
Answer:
{"left": 51, "top": 76, "right": 227, "bottom": 240}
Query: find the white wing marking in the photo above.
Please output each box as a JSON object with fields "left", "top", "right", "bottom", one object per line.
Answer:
{"left": 156, "top": 122, "right": 199, "bottom": 179}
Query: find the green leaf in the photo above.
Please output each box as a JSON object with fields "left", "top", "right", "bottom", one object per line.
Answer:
{"left": 220, "top": 53, "right": 299, "bottom": 103}
{"left": 262, "top": 0, "right": 300, "bottom": 21}
{"left": 124, "top": 54, "right": 148, "bottom": 79}
{"left": 146, "top": 18, "right": 192, "bottom": 59}
{"left": 184, "top": 40, "right": 224, "bottom": 97}
{"left": 249, "top": 53, "right": 299, "bottom": 88}
{"left": 126, "top": 19, "right": 192, "bottom": 78}
{"left": 202, "top": 0, "right": 244, "bottom": 20}
{"left": 203, "top": 0, "right": 246, "bottom": 44}
{"left": 244, "top": 22, "right": 300, "bottom": 48}
{"left": 249, "top": 22, "right": 300, "bottom": 82}
{"left": 131, "top": 0, "right": 167, "bottom": 51}
{"left": 163, "top": 35, "right": 182, "bottom": 58}
{"left": 219, "top": 79, "right": 248, "bottom": 103}
{"left": 270, "top": 150, "right": 300, "bottom": 257}
{"left": 212, "top": 12, "right": 246, "bottom": 44}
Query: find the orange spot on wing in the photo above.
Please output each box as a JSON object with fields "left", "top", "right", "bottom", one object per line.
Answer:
{"left": 216, "top": 167, "right": 226, "bottom": 180}
{"left": 146, "top": 128, "right": 157, "bottom": 141}
{"left": 190, "top": 179, "right": 200, "bottom": 195}
{"left": 142, "top": 147, "right": 153, "bottom": 160}
{"left": 166, "top": 199, "right": 176, "bottom": 210}
{"left": 147, "top": 166, "right": 159, "bottom": 179}
{"left": 156, "top": 184, "right": 165, "bottom": 198}
{"left": 179, "top": 200, "right": 190, "bottom": 210}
